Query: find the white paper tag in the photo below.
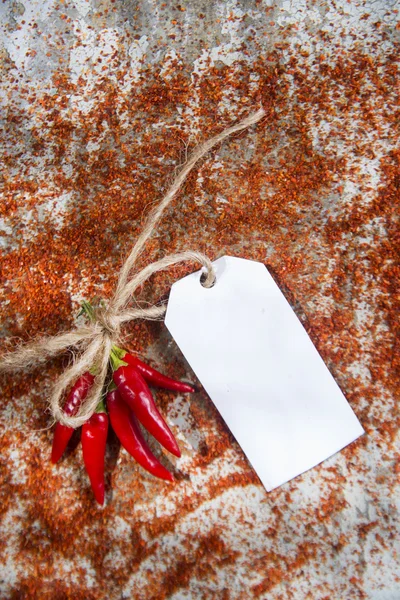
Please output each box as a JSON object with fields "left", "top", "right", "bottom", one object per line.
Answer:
{"left": 165, "top": 256, "right": 364, "bottom": 491}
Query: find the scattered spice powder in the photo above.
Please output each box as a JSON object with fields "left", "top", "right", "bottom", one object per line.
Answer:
{"left": 0, "top": 6, "right": 399, "bottom": 599}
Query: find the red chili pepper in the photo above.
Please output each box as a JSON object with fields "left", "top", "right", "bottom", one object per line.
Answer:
{"left": 113, "top": 365, "right": 181, "bottom": 457}
{"left": 107, "top": 389, "right": 174, "bottom": 482}
{"left": 81, "top": 407, "right": 108, "bottom": 505}
{"left": 51, "top": 372, "right": 95, "bottom": 464}
{"left": 121, "top": 352, "right": 195, "bottom": 393}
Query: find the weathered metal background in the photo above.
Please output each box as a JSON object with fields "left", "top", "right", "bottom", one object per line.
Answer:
{"left": 0, "top": 1, "right": 399, "bottom": 598}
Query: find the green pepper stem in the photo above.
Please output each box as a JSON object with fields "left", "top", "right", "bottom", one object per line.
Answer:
{"left": 109, "top": 348, "right": 128, "bottom": 372}
{"left": 112, "top": 345, "right": 127, "bottom": 359}
{"left": 78, "top": 300, "right": 96, "bottom": 322}
{"left": 95, "top": 397, "right": 107, "bottom": 413}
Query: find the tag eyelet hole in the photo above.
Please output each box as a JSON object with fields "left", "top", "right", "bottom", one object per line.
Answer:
{"left": 200, "top": 272, "right": 216, "bottom": 288}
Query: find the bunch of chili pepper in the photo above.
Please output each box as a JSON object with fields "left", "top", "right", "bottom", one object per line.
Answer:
{"left": 51, "top": 345, "right": 195, "bottom": 504}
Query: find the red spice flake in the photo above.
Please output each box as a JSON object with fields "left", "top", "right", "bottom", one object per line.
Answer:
{"left": 316, "top": 489, "right": 348, "bottom": 521}
{"left": 144, "top": 532, "right": 240, "bottom": 599}
{"left": 251, "top": 565, "right": 285, "bottom": 596}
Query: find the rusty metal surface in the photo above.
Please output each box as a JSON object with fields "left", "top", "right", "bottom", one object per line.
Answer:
{"left": 0, "top": 1, "right": 399, "bottom": 598}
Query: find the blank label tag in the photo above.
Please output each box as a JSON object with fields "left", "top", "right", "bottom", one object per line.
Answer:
{"left": 165, "top": 256, "right": 364, "bottom": 491}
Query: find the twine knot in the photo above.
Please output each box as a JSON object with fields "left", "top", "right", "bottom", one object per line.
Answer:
{"left": 94, "top": 307, "right": 121, "bottom": 341}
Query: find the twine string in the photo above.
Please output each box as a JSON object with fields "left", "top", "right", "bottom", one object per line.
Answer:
{"left": 0, "top": 107, "right": 266, "bottom": 428}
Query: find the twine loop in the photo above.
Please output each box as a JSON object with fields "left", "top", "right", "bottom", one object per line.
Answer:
{"left": 0, "top": 107, "right": 266, "bottom": 428}
{"left": 200, "top": 267, "right": 216, "bottom": 289}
